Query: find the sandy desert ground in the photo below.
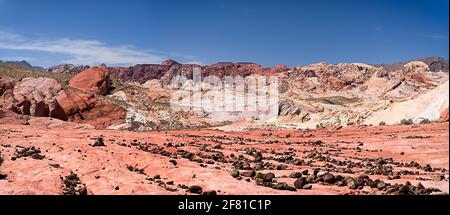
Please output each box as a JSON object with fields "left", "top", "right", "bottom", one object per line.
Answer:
{"left": 0, "top": 120, "right": 447, "bottom": 195}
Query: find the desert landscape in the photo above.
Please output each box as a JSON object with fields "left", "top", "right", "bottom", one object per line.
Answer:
{"left": 0, "top": 57, "right": 448, "bottom": 195}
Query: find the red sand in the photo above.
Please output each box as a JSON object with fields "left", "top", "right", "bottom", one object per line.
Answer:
{"left": 0, "top": 123, "right": 448, "bottom": 195}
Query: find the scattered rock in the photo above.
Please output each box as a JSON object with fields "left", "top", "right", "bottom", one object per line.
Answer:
{"left": 294, "top": 177, "right": 307, "bottom": 189}
{"left": 61, "top": 172, "right": 87, "bottom": 195}
{"left": 303, "top": 184, "right": 312, "bottom": 190}
{"left": 241, "top": 169, "right": 256, "bottom": 177}
{"left": 231, "top": 169, "right": 240, "bottom": 178}
{"left": 376, "top": 181, "right": 386, "bottom": 190}
{"left": 432, "top": 175, "right": 444, "bottom": 181}
{"left": 306, "top": 174, "right": 316, "bottom": 183}
{"left": 169, "top": 159, "right": 177, "bottom": 166}
{"left": 49, "top": 163, "right": 61, "bottom": 168}
{"left": 289, "top": 172, "right": 302, "bottom": 178}
{"left": 273, "top": 182, "right": 296, "bottom": 191}
{"left": 188, "top": 185, "right": 203, "bottom": 194}
{"left": 92, "top": 137, "right": 105, "bottom": 147}
{"left": 126, "top": 165, "right": 145, "bottom": 175}
{"left": 202, "top": 190, "right": 217, "bottom": 195}
{"left": 12, "top": 146, "right": 45, "bottom": 160}
{"left": 256, "top": 178, "right": 264, "bottom": 186}
{"left": 424, "top": 164, "right": 433, "bottom": 172}
{"left": 259, "top": 172, "right": 275, "bottom": 182}
{"left": 322, "top": 173, "right": 336, "bottom": 184}
{"left": 254, "top": 152, "right": 263, "bottom": 162}
{"left": 346, "top": 178, "right": 358, "bottom": 189}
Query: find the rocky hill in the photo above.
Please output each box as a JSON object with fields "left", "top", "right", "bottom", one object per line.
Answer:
{"left": 1, "top": 57, "right": 449, "bottom": 131}
{"left": 5, "top": 60, "right": 44, "bottom": 70}
{"left": 375, "top": 56, "right": 449, "bottom": 73}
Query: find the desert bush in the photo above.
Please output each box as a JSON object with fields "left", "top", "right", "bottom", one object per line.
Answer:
{"left": 400, "top": 118, "right": 414, "bottom": 125}
{"left": 419, "top": 118, "right": 431, "bottom": 124}
{"left": 379, "top": 121, "right": 386, "bottom": 126}
{"left": 316, "top": 123, "right": 325, "bottom": 129}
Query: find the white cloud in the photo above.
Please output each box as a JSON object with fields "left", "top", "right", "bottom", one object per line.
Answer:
{"left": 1, "top": 56, "right": 34, "bottom": 62}
{"left": 182, "top": 60, "right": 204, "bottom": 65}
{"left": 0, "top": 31, "right": 24, "bottom": 41}
{"left": 0, "top": 31, "right": 172, "bottom": 66}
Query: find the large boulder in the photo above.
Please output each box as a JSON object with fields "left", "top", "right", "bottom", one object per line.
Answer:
{"left": 0, "top": 76, "right": 16, "bottom": 96}
{"left": 109, "top": 60, "right": 289, "bottom": 86}
{"left": 12, "top": 77, "right": 63, "bottom": 117}
{"left": 403, "top": 61, "right": 429, "bottom": 73}
{"left": 69, "top": 67, "right": 110, "bottom": 95}
{"left": 0, "top": 77, "right": 17, "bottom": 111}
{"left": 56, "top": 90, "right": 126, "bottom": 128}
{"left": 55, "top": 90, "right": 97, "bottom": 121}
{"left": 279, "top": 100, "right": 302, "bottom": 116}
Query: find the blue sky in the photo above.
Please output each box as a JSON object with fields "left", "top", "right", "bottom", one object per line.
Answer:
{"left": 0, "top": 0, "right": 448, "bottom": 67}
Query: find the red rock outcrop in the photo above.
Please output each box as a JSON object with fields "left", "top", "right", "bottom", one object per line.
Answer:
{"left": 55, "top": 90, "right": 126, "bottom": 129}
{"left": 0, "top": 76, "right": 16, "bottom": 95}
{"left": 74, "top": 99, "right": 126, "bottom": 129}
{"left": 289, "top": 63, "right": 381, "bottom": 92}
{"left": 108, "top": 61, "right": 289, "bottom": 86}
{"left": 440, "top": 108, "right": 449, "bottom": 122}
{"left": 0, "top": 109, "right": 29, "bottom": 125}
{"left": 1, "top": 74, "right": 124, "bottom": 128}
{"left": 12, "top": 77, "right": 63, "bottom": 117}
{"left": 47, "top": 64, "right": 90, "bottom": 75}
{"left": 69, "top": 67, "right": 110, "bottom": 95}
{"left": 55, "top": 90, "right": 97, "bottom": 121}
{"left": 0, "top": 77, "right": 17, "bottom": 111}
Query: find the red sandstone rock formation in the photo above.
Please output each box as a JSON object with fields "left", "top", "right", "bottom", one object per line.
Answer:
{"left": 12, "top": 77, "right": 63, "bottom": 117}
{"left": 69, "top": 67, "right": 110, "bottom": 95}
{"left": 55, "top": 90, "right": 126, "bottom": 128}
{"left": 0, "top": 77, "right": 16, "bottom": 111}
{"left": 440, "top": 108, "right": 449, "bottom": 122}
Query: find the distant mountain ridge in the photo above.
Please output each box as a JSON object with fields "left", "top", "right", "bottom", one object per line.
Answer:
{"left": 2, "top": 56, "right": 448, "bottom": 75}
{"left": 4, "top": 60, "right": 44, "bottom": 71}
{"left": 374, "top": 56, "right": 448, "bottom": 73}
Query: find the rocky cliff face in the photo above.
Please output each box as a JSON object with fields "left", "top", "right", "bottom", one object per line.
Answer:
{"left": 47, "top": 64, "right": 91, "bottom": 75}
{"left": 47, "top": 60, "right": 289, "bottom": 86}
{"left": 69, "top": 67, "right": 110, "bottom": 95}
{"left": 1, "top": 57, "right": 448, "bottom": 130}
{"left": 0, "top": 68, "right": 125, "bottom": 129}
{"left": 288, "top": 62, "right": 382, "bottom": 92}
{"left": 12, "top": 77, "right": 63, "bottom": 118}
{"left": 376, "top": 56, "right": 449, "bottom": 73}
{"left": 109, "top": 61, "right": 288, "bottom": 86}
